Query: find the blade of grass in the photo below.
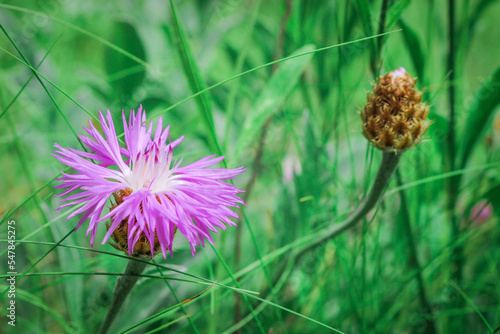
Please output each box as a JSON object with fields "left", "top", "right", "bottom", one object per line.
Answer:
{"left": 0, "top": 4, "right": 152, "bottom": 71}
{"left": 0, "top": 28, "right": 66, "bottom": 119}
{"left": 233, "top": 44, "right": 315, "bottom": 161}
{"left": 0, "top": 239, "right": 260, "bottom": 294}
{"left": 144, "top": 313, "right": 193, "bottom": 334}
{"left": 50, "top": 214, "right": 84, "bottom": 330}
{"left": 104, "top": 20, "right": 146, "bottom": 103}
{"left": 0, "top": 170, "right": 64, "bottom": 225}
{"left": 386, "top": 161, "right": 500, "bottom": 196}
{"left": 460, "top": 67, "right": 500, "bottom": 168}
{"left": 449, "top": 281, "right": 495, "bottom": 333}
{"left": 0, "top": 24, "right": 87, "bottom": 147}
{"left": 152, "top": 260, "right": 200, "bottom": 334}
{"left": 119, "top": 283, "right": 214, "bottom": 333}
{"left": 395, "top": 170, "right": 436, "bottom": 334}
{"left": 168, "top": 0, "right": 219, "bottom": 153}
{"left": 167, "top": 1, "right": 265, "bottom": 331}
{"left": 209, "top": 244, "right": 266, "bottom": 333}
{"left": 398, "top": 19, "right": 425, "bottom": 81}
{"left": 12, "top": 289, "right": 76, "bottom": 333}
{"left": 0, "top": 46, "right": 96, "bottom": 121}
{"left": 4, "top": 112, "right": 49, "bottom": 232}
{"left": 223, "top": 0, "right": 262, "bottom": 153}
{"left": 0, "top": 227, "right": 75, "bottom": 297}
{"left": 147, "top": 30, "right": 402, "bottom": 121}
{"left": 386, "top": 0, "right": 411, "bottom": 29}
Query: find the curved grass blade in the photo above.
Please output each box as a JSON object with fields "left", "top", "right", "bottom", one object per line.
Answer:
{"left": 0, "top": 46, "right": 96, "bottom": 121}
{"left": 0, "top": 240, "right": 259, "bottom": 294}
{"left": 0, "top": 28, "right": 66, "bottom": 119}
{"left": 0, "top": 3, "right": 152, "bottom": 71}
{"left": 398, "top": 19, "right": 425, "bottom": 81}
{"left": 144, "top": 313, "right": 193, "bottom": 334}
{"left": 0, "top": 170, "right": 64, "bottom": 225}
{"left": 153, "top": 260, "right": 200, "bottom": 334}
{"left": 104, "top": 21, "right": 146, "bottom": 103}
{"left": 0, "top": 24, "right": 86, "bottom": 145}
{"left": 147, "top": 30, "right": 402, "bottom": 121}
{"left": 386, "top": 0, "right": 411, "bottom": 29}
{"left": 119, "top": 282, "right": 215, "bottom": 333}
{"left": 233, "top": 44, "right": 315, "bottom": 161}
{"left": 209, "top": 244, "right": 266, "bottom": 333}
{"left": 11, "top": 288, "right": 77, "bottom": 333}
{"left": 460, "top": 67, "right": 500, "bottom": 168}
{"left": 0, "top": 228, "right": 75, "bottom": 297}
{"left": 449, "top": 281, "right": 494, "bottom": 333}
{"left": 167, "top": 0, "right": 217, "bottom": 152}
{"left": 386, "top": 161, "right": 500, "bottom": 196}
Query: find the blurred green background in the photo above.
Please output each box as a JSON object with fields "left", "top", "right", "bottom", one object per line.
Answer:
{"left": 1, "top": 0, "right": 500, "bottom": 333}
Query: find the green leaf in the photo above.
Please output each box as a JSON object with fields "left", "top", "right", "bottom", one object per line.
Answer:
{"left": 167, "top": 0, "right": 218, "bottom": 152}
{"left": 49, "top": 219, "right": 84, "bottom": 331}
{"left": 233, "top": 44, "right": 315, "bottom": 161}
{"left": 386, "top": 0, "right": 411, "bottom": 29}
{"left": 427, "top": 112, "right": 449, "bottom": 155}
{"left": 460, "top": 67, "right": 500, "bottom": 167}
{"left": 355, "top": 0, "right": 373, "bottom": 36}
{"left": 399, "top": 19, "right": 425, "bottom": 81}
{"left": 104, "top": 21, "right": 146, "bottom": 103}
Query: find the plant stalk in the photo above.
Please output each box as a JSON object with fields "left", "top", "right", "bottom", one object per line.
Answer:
{"left": 396, "top": 170, "right": 437, "bottom": 334}
{"left": 447, "top": 0, "right": 463, "bottom": 287}
{"left": 98, "top": 259, "right": 148, "bottom": 334}
{"left": 372, "top": 0, "right": 390, "bottom": 76}
{"left": 233, "top": 1, "right": 293, "bottom": 330}
{"left": 301, "top": 150, "right": 402, "bottom": 254}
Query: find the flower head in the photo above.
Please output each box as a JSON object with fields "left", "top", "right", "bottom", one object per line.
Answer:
{"left": 361, "top": 67, "right": 430, "bottom": 152}
{"left": 52, "top": 106, "right": 245, "bottom": 258}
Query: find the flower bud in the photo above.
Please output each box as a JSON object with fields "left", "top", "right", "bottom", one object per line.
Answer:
{"left": 361, "top": 67, "right": 430, "bottom": 152}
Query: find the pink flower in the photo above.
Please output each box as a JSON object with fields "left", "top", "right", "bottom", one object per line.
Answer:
{"left": 470, "top": 200, "right": 493, "bottom": 226}
{"left": 52, "top": 106, "right": 245, "bottom": 258}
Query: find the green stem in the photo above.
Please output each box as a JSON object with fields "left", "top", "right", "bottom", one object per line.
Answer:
{"left": 98, "top": 259, "right": 149, "bottom": 334}
{"left": 447, "top": 0, "right": 456, "bottom": 172}
{"left": 373, "top": 0, "right": 389, "bottom": 76}
{"left": 301, "top": 150, "right": 402, "bottom": 254}
{"left": 447, "top": 0, "right": 463, "bottom": 298}
{"left": 396, "top": 170, "right": 437, "bottom": 334}
{"left": 233, "top": 2, "right": 293, "bottom": 331}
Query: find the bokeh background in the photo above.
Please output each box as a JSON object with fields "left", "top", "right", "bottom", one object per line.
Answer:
{"left": 1, "top": 0, "right": 500, "bottom": 333}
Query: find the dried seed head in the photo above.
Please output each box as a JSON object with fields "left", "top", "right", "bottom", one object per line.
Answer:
{"left": 361, "top": 67, "right": 430, "bottom": 152}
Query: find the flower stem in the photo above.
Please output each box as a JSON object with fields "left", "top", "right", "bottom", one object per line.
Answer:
{"left": 446, "top": 0, "right": 462, "bottom": 281}
{"left": 396, "top": 170, "right": 436, "bottom": 334}
{"left": 265, "top": 150, "right": 403, "bottom": 308}
{"left": 302, "top": 150, "right": 402, "bottom": 254}
{"left": 98, "top": 259, "right": 148, "bottom": 334}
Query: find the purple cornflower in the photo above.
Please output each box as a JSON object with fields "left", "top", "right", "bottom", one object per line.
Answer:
{"left": 53, "top": 106, "right": 245, "bottom": 258}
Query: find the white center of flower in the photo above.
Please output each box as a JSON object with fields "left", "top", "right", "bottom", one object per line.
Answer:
{"left": 124, "top": 145, "right": 176, "bottom": 193}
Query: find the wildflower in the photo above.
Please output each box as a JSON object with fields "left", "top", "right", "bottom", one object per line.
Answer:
{"left": 470, "top": 200, "right": 493, "bottom": 226}
{"left": 52, "top": 106, "right": 245, "bottom": 258}
{"left": 361, "top": 67, "right": 430, "bottom": 152}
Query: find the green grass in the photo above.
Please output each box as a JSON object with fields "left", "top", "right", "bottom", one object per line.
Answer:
{"left": 1, "top": 0, "right": 500, "bottom": 333}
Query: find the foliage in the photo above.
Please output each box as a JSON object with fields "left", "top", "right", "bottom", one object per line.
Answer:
{"left": 1, "top": 1, "right": 499, "bottom": 333}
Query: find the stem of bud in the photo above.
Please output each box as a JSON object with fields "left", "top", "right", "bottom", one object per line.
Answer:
{"left": 302, "top": 151, "right": 402, "bottom": 253}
